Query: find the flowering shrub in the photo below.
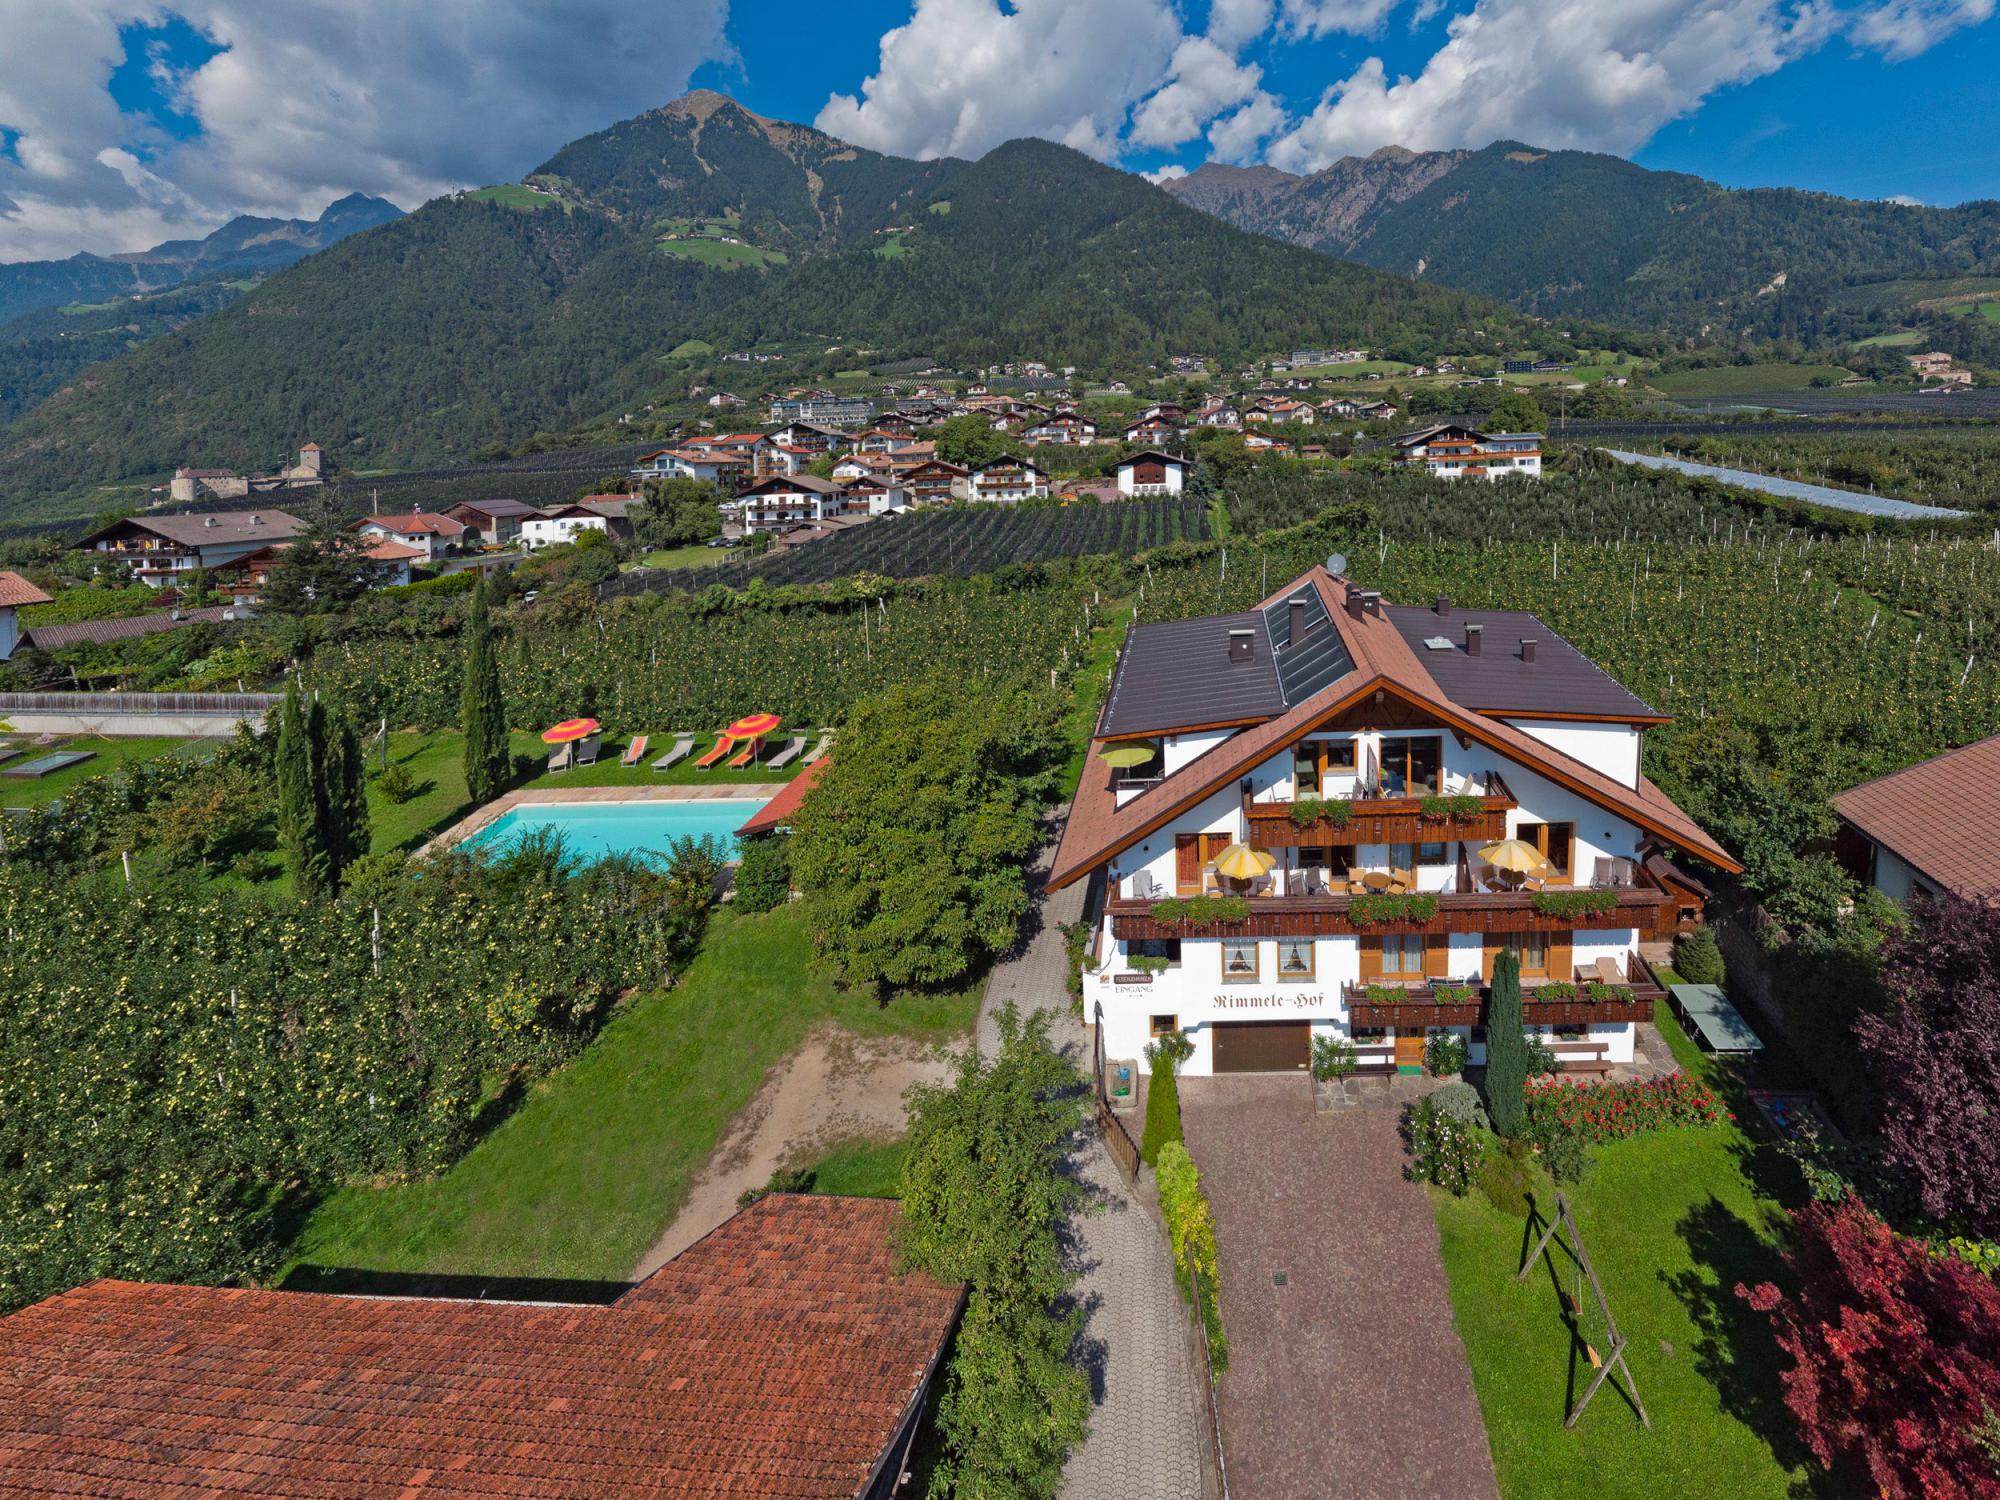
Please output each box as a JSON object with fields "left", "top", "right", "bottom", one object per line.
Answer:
{"left": 1525, "top": 1074, "right": 1726, "bottom": 1145}
{"left": 1408, "top": 1095, "right": 1484, "bottom": 1195}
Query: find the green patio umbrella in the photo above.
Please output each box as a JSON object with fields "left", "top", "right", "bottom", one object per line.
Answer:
{"left": 1098, "top": 743, "right": 1157, "bottom": 768}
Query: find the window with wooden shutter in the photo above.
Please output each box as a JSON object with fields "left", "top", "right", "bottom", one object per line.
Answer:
{"left": 1358, "top": 936, "right": 1383, "bottom": 981}
{"left": 1424, "top": 932, "right": 1451, "bottom": 978}
{"left": 1549, "top": 936, "right": 1573, "bottom": 985}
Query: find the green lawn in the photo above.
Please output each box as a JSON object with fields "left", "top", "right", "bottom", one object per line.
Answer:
{"left": 0, "top": 735, "right": 203, "bottom": 808}
{"left": 1855, "top": 328, "right": 1921, "bottom": 347}
{"left": 666, "top": 338, "right": 715, "bottom": 360}
{"left": 281, "top": 904, "right": 972, "bottom": 1287}
{"left": 874, "top": 233, "right": 912, "bottom": 259}
{"left": 1433, "top": 1006, "right": 1854, "bottom": 1500}
{"left": 656, "top": 237, "right": 786, "bottom": 270}
{"left": 464, "top": 183, "right": 562, "bottom": 212}
{"left": 1946, "top": 299, "right": 2000, "bottom": 322}
{"left": 641, "top": 544, "right": 735, "bottom": 570}
{"left": 1648, "top": 364, "right": 1854, "bottom": 397}
{"left": 786, "top": 1136, "right": 909, "bottom": 1199}
{"left": 369, "top": 729, "right": 813, "bottom": 854}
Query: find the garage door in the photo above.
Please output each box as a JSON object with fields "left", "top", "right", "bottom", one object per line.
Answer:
{"left": 1212, "top": 1020, "right": 1310, "bottom": 1074}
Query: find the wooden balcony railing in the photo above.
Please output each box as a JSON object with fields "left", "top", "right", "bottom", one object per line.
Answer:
{"left": 1245, "top": 772, "right": 1516, "bottom": 848}
{"left": 1109, "top": 877, "right": 1675, "bottom": 942}
{"left": 1343, "top": 956, "right": 1661, "bottom": 1029}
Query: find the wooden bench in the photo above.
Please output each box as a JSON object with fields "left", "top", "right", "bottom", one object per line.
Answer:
{"left": 1548, "top": 1041, "right": 1613, "bottom": 1076}
{"left": 1350, "top": 1048, "right": 1399, "bottom": 1077}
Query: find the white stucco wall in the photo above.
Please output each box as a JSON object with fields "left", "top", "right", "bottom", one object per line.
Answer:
{"left": 1505, "top": 719, "right": 1642, "bottom": 789}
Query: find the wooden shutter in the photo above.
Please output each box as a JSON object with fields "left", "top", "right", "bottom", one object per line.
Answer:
{"left": 1175, "top": 836, "right": 1199, "bottom": 893}
{"left": 1424, "top": 932, "right": 1451, "bottom": 979}
{"left": 1357, "top": 936, "right": 1382, "bottom": 981}
{"left": 1549, "top": 935, "right": 1573, "bottom": 985}
{"left": 1480, "top": 935, "right": 1500, "bottom": 982}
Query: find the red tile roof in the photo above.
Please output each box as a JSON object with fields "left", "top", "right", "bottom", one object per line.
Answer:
{"left": 0, "top": 1195, "right": 961, "bottom": 1499}
{"left": 1833, "top": 733, "right": 2000, "bottom": 898}
{"left": 0, "top": 572, "right": 53, "bottom": 609}
{"left": 1048, "top": 566, "right": 1739, "bottom": 889}
{"left": 738, "top": 758, "right": 828, "bottom": 837}
{"left": 353, "top": 512, "right": 465, "bottom": 538}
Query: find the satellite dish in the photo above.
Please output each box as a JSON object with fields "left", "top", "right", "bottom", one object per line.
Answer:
{"left": 1328, "top": 553, "right": 1349, "bottom": 577}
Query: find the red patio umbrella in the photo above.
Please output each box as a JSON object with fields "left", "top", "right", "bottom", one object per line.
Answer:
{"left": 724, "top": 712, "right": 782, "bottom": 740}
{"left": 541, "top": 717, "right": 600, "bottom": 744}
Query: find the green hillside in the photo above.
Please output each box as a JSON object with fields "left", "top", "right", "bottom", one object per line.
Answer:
{"left": 0, "top": 94, "right": 1535, "bottom": 521}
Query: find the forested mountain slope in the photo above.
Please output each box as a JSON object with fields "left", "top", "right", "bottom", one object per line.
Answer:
{"left": 1168, "top": 143, "right": 2000, "bottom": 338}
{"left": 0, "top": 93, "right": 1533, "bottom": 520}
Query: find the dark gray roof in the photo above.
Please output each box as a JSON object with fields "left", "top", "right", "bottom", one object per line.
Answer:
{"left": 26, "top": 606, "right": 245, "bottom": 652}
{"left": 1098, "top": 612, "right": 1284, "bottom": 737}
{"left": 1387, "top": 605, "right": 1663, "bottom": 721}
{"left": 447, "top": 498, "right": 538, "bottom": 519}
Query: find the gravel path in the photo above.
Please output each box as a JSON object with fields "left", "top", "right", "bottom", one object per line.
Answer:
{"left": 974, "top": 848, "right": 1210, "bottom": 1500}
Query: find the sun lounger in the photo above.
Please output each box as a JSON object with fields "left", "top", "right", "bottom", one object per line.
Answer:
{"left": 724, "top": 739, "right": 757, "bottom": 770}
{"left": 652, "top": 734, "right": 696, "bottom": 771}
{"left": 574, "top": 734, "right": 603, "bottom": 768}
{"left": 620, "top": 735, "right": 649, "bottom": 767}
{"left": 548, "top": 742, "right": 573, "bottom": 773}
{"left": 802, "top": 731, "right": 833, "bottom": 766}
{"left": 765, "top": 735, "right": 807, "bottom": 771}
{"left": 3, "top": 750, "right": 95, "bottom": 779}
{"left": 693, "top": 734, "right": 735, "bottom": 770}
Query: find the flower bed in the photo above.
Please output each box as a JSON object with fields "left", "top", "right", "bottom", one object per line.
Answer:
{"left": 1526, "top": 1074, "right": 1728, "bottom": 1144}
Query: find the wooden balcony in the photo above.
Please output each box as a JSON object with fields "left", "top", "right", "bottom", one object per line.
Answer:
{"left": 1245, "top": 772, "right": 1516, "bottom": 848}
{"left": 1343, "top": 956, "right": 1661, "bottom": 1029}
{"left": 1108, "top": 878, "right": 1675, "bottom": 942}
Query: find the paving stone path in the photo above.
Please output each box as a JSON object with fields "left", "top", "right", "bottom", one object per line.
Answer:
{"left": 974, "top": 850, "right": 1210, "bottom": 1500}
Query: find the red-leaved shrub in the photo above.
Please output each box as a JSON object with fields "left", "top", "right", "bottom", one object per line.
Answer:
{"left": 1739, "top": 1197, "right": 2000, "bottom": 1500}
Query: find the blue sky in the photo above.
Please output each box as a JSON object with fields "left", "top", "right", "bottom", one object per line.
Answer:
{"left": 1, "top": 0, "right": 1994, "bottom": 262}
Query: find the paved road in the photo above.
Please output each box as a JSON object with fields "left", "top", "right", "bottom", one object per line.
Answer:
{"left": 975, "top": 853, "right": 1210, "bottom": 1500}
{"left": 1180, "top": 1078, "right": 1499, "bottom": 1500}
{"left": 1600, "top": 446, "right": 1968, "bottom": 520}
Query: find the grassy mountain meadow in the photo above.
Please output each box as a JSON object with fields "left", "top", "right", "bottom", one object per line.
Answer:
{"left": 0, "top": 92, "right": 1536, "bottom": 522}
{"left": 1168, "top": 142, "right": 2000, "bottom": 340}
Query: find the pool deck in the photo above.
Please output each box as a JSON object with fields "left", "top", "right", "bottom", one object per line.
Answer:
{"left": 422, "top": 784, "right": 776, "bottom": 857}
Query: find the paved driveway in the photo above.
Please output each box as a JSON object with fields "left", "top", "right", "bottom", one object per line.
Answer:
{"left": 1179, "top": 1077, "right": 1499, "bottom": 1500}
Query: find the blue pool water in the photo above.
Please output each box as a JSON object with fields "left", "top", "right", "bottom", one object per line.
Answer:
{"left": 462, "top": 798, "right": 769, "bottom": 862}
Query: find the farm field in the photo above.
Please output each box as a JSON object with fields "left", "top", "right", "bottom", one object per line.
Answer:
{"left": 281, "top": 904, "right": 972, "bottom": 1289}
{"left": 656, "top": 237, "right": 786, "bottom": 270}
{"left": 1829, "top": 273, "right": 2000, "bottom": 313}
{"left": 1646, "top": 363, "right": 1853, "bottom": 397}
{"left": 464, "top": 183, "right": 562, "bottom": 212}
{"left": 1946, "top": 299, "right": 2000, "bottom": 322}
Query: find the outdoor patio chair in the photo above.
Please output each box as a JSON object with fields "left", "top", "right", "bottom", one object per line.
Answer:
{"left": 620, "top": 735, "right": 649, "bottom": 767}
{"left": 692, "top": 734, "right": 734, "bottom": 770}
{"left": 765, "top": 734, "right": 808, "bottom": 771}
{"left": 574, "top": 734, "right": 603, "bottom": 768}
{"left": 1390, "top": 866, "right": 1415, "bottom": 893}
{"left": 548, "top": 742, "right": 573, "bottom": 773}
{"left": 1130, "top": 870, "right": 1161, "bottom": 899}
{"left": 652, "top": 734, "right": 696, "bottom": 771}
{"left": 1346, "top": 868, "right": 1368, "bottom": 894}
{"left": 803, "top": 730, "right": 834, "bottom": 766}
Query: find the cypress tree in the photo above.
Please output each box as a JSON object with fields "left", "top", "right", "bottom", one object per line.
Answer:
{"left": 316, "top": 706, "right": 369, "bottom": 892}
{"left": 1484, "top": 947, "right": 1528, "bottom": 1137}
{"left": 276, "top": 680, "right": 329, "bottom": 900}
{"left": 461, "top": 580, "right": 511, "bottom": 805}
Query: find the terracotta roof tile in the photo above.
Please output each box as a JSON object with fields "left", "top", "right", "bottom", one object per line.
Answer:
{"left": 0, "top": 1196, "right": 960, "bottom": 1499}
{"left": 1833, "top": 733, "right": 2000, "bottom": 898}
{"left": 0, "top": 572, "right": 53, "bottom": 608}
{"left": 737, "top": 760, "right": 827, "bottom": 837}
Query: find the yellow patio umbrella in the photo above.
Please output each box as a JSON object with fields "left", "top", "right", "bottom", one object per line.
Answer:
{"left": 1478, "top": 838, "right": 1554, "bottom": 874}
{"left": 1211, "top": 842, "right": 1277, "bottom": 881}
{"left": 1098, "top": 743, "right": 1156, "bottom": 768}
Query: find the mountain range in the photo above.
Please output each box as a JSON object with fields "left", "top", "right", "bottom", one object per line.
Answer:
{"left": 0, "top": 194, "right": 404, "bottom": 328}
{"left": 0, "top": 92, "right": 1532, "bottom": 520}
{"left": 1164, "top": 143, "right": 2000, "bottom": 340}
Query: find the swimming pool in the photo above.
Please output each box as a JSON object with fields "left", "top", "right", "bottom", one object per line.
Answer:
{"left": 461, "top": 798, "right": 770, "bottom": 863}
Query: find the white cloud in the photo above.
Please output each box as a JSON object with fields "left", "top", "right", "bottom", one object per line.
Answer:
{"left": 1278, "top": 0, "right": 1405, "bottom": 37}
{"left": 0, "top": 0, "right": 733, "bottom": 262}
{"left": 1129, "top": 38, "right": 1267, "bottom": 149}
{"left": 1143, "top": 163, "right": 1190, "bottom": 183}
{"left": 1207, "top": 0, "right": 1277, "bottom": 48}
{"left": 1266, "top": 0, "right": 1843, "bottom": 171}
{"left": 1849, "top": 0, "right": 1994, "bottom": 57}
{"left": 817, "top": 0, "right": 1183, "bottom": 162}
{"left": 1208, "top": 93, "right": 1288, "bottom": 159}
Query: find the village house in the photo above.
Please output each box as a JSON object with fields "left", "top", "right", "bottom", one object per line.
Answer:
{"left": 737, "top": 475, "right": 848, "bottom": 532}
{"left": 519, "top": 507, "right": 611, "bottom": 550}
{"left": 967, "top": 456, "right": 1051, "bottom": 503}
{"left": 1051, "top": 567, "right": 1734, "bottom": 1077}
{"left": 1122, "top": 415, "right": 1184, "bottom": 446}
{"left": 1249, "top": 396, "right": 1315, "bottom": 425}
{"left": 1387, "top": 424, "right": 1543, "bottom": 480}
{"left": 75, "top": 511, "right": 306, "bottom": 587}
{"left": 838, "top": 474, "right": 910, "bottom": 516}
{"left": 444, "top": 497, "right": 538, "bottom": 546}
{"left": 1834, "top": 734, "right": 2000, "bottom": 903}
{"left": 1318, "top": 398, "right": 1363, "bottom": 421}
{"left": 630, "top": 447, "right": 751, "bottom": 487}
{"left": 901, "top": 459, "right": 969, "bottom": 506}
{"left": 1240, "top": 429, "right": 1293, "bottom": 454}
{"left": 573, "top": 495, "right": 639, "bottom": 541}
{"left": 1193, "top": 398, "right": 1241, "bottom": 429}
{"left": 0, "top": 571, "right": 52, "bottom": 658}
{"left": 0, "top": 1196, "right": 962, "bottom": 1500}
{"left": 769, "top": 395, "right": 874, "bottom": 427}
{"left": 1114, "top": 450, "right": 1190, "bottom": 497}
{"left": 1022, "top": 413, "right": 1100, "bottom": 445}
{"left": 350, "top": 512, "right": 465, "bottom": 562}
{"left": 770, "top": 419, "right": 850, "bottom": 455}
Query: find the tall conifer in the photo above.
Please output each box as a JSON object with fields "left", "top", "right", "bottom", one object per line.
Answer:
{"left": 462, "top": 581, "right": 511, "bottom": 805}
{"left": 276, "top": 680, "right": 328, "bottom": 899}
{"left": 1484, "top": 947, "right": 1528, "bottom": 1137}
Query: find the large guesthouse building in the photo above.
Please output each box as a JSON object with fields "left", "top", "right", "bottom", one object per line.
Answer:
{"left": 1050, "top": 566, "right": 1737, "bottom": 1077}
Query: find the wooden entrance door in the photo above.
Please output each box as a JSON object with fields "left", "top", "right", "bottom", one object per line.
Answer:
{"left": 1212, "top": 1021, "right": 1310, "bottom": 1074}
{"left": 1394, "top": 1029, "right": 1427, "bottom": 1071}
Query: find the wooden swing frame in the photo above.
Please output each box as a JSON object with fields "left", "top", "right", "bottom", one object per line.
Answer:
{"left": 1516, "top": 1191, "right": 1651, "bottom": 1431}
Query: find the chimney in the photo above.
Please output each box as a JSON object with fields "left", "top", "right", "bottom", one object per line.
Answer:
{"left": 248, "top": 513, "right": 262, "bottom": 525}
{"left": 1465, "top": 623, "right": 1483, "bottom": 656}
{"left": 1361, "top": 590, "right": 1382, "bottom": 618}
{"left": 1520, "top": 637, "right": 1538, "bottom": 664}
{"left": 1435, "top": 594, "right": 1451, "bottom": 617}
{"left": 1287, "top": 595, "right": 1306, "bottom": 646}
{"left": 1228, "top": 628, "right": 1254, "bottom": 664}
{"left": 1345, "top": 586, "right": 1365, "bottom": 621}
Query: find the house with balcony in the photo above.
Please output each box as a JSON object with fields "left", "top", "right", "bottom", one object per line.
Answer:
{"left": 350, "top": 511, "right": 465, "bottom": 562}
{"left": 901, "top": 459, "right": 968, "bottom": 506}
{"left": 74, "top": 510, "right": 306, "bottom": 587}
{"left": 1115, "top": 450, "right": 1188, "bottom": 497}
{"left": 967, "top": 457, "right": 1050, "bottom": 503}
{"left": 1049, "top": 566, "right": 1736, "bottom": 1077}
{"left": 1834, "top": 733, "right": 2000, "bottom": 902}
{"left": 738, "top": 475, "right": 847, "bottom": 532}
{"left": 1387, "top": 424, "right": 1543, "bottom": 480}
